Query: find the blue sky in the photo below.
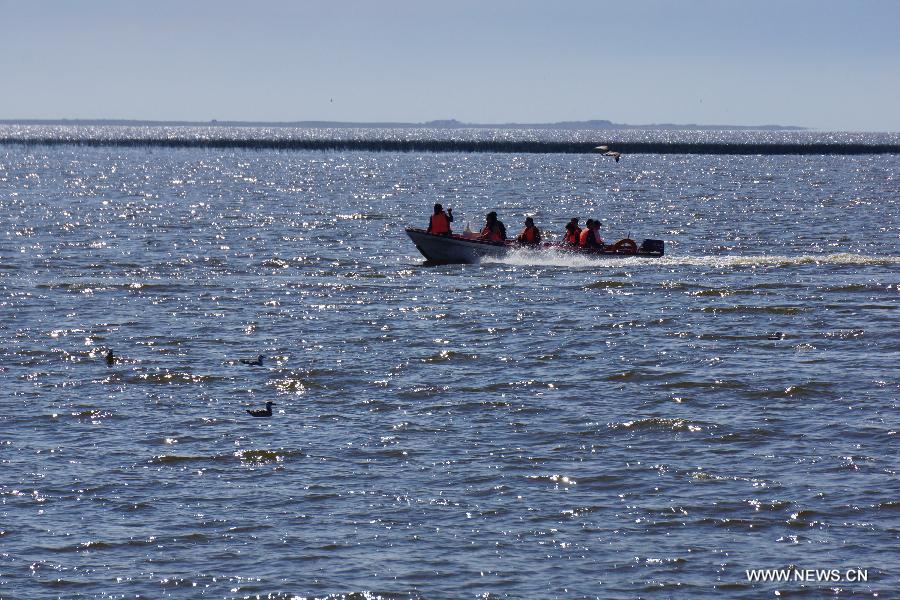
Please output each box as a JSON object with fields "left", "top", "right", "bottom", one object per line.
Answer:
{"left": 2, "top": 0, "right": 898, "bottom": 130}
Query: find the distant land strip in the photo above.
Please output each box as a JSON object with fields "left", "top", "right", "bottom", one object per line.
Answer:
{"left": 1, "top": 137, "right": 898, "bottom": 155}
{"left": 0, "top": 118, "right": 806, "bottom": 130}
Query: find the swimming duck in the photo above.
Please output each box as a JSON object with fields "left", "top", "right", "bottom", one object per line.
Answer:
{"left": 105, "top": 350, "right": 116, "bottom": 366}
{"left": 239, "top": 355, "right": 264, "bottom": 366}
{"left": 246, "top": 401, "right": 275, "bottom": 417}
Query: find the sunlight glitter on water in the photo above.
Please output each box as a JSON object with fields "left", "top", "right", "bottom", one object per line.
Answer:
{"left": 0, "top": 135, "right": 897, "bottom": 598}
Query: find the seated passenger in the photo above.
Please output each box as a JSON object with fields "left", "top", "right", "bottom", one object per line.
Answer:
{"left": 480, "top": 211, "right": 507, "bottom": 242}
{"left": 563, "top": 218, "right": 581, "bottom": 245}
{"left": 569, "top": 217, "right": 582, "bottom": 239}
{"left": 590, "top": 220, "right": 605, "bottom": 248}
{"left": 427, "top": 203, "right": 453, "bottom": 235}
{"left": 579, "top": 219, "right": 604, "bottom": 249}
{"left": 516, "top": 216, "right": 541, "bottom": 245}
{"left": 578, "top": 219, "right": 594, "bottom": 247}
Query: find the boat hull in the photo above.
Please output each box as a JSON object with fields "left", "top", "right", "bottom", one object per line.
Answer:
{"left": 406, "top": 228, "right": 509, "bottom": 263}
{"left": 405, "top": 228, "right": 664, "bottom": 264}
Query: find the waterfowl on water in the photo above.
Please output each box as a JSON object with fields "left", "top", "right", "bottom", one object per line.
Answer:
{"left": 594, "top": 146, "right": 621, "bottom": 162}
{"left": 246, "top": 401, "right": 275, "bottom": 417}
{"left": 239, "top": 355, "right": 264, "bottom": 366}
{"left": 105, "top": 350, "right": 116, "bottom": 365}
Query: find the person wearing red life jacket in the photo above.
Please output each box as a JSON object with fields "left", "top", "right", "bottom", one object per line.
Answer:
{"left": 516, "top": 216, "right": 541, "bottom": 245}
{"left": 427, "top": 203, "right": 453, "bottom": 235}
{"left": 563, "top": 217, "right": 582, "bottom": 245}
{"left": 578, "top": 219, "right": 594, "bottom": 247}
{"left": 563, "top": 222, "right": 578, "bottom": 245}
{"left": 579, "top": 219, "right": 605, "bottom": 249}
{"left": 479, "top": 211, "right": 506, "bottom": 242}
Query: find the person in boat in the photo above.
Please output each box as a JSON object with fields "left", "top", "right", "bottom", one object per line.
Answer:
{"left": 578, "top": 219, "right": 593, "bottom": 247}
{"left": 516, "top": 216, "right": 541, "bottom": 245}
{"left": 427, "top": 203, "right": 453, "bottom": 235}
{"left": 590, "top": 220, "right": 605, "bottom": 247}
{"left": 578, "top": 219, "right": 604, "bottom": 249}
{"left": 480, "top": 211, "right": 507, "bottom": 242}
{"left": 570, "top": 217, "right": 582, "bottom": 237}
{"left": 563, "top": 217, "right": 581, "bottom": 245}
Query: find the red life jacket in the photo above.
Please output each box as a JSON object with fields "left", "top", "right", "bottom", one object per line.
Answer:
{"left": 429, "top": 212, "right": 451, "bottom": 234}
{"left": 519, "top": 225, "right": 538, "bottom": 244}
{"left": 578, "top": 228, "right": 591, "bottom": 247}
{"left": 481, "top": 225, "right": 502, "bottom": 242}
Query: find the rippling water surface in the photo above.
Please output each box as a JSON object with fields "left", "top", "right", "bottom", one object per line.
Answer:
{"left": 1, "top": 131, "right": 898, "bottom": 598}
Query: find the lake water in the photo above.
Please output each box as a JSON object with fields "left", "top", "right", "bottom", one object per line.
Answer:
{"left": 1, "top": 128, "right": 898, "bottom": 598}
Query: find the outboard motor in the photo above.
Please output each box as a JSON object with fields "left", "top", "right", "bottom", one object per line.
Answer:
{"left": 639, "top": 239, "right": 665, "bottom": 255}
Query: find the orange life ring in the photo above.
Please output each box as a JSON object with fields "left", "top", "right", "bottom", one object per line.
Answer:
{"left": 610, "top": 238, "right": 638, "bottom": 254}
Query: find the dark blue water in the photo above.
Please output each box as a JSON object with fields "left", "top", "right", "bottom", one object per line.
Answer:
{"left": 1, "top": 128, "right": 898, "bottom": 598}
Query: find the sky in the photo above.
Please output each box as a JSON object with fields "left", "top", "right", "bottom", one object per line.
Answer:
{"left": 1, "top": 0, "right": 899, "bottom": 131}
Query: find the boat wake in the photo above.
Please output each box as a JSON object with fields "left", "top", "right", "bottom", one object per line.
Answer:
{"left": 484, "top": 249, "right": 900, "bottom": 269}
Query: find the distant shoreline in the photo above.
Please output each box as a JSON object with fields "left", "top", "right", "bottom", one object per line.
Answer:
{"left": 0, "top": 118, "right": 806, "bottom": 131}
{"left": 3, "top": 137, "right": 897, "bottom": 155}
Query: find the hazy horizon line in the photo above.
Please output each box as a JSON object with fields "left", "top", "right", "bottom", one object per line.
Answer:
{"left": 0, "top": 117, "right": 809, "bottom": 131}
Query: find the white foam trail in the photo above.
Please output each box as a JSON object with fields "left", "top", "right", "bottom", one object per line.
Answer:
{"left": 483, "top": 249, "right": 900, "bottom": 269}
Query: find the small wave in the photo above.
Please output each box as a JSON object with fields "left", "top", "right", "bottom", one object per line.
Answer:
{"left": 743, "top": 383, "right": 832, "bottom": 399}
{"left": 126, "top": 371, "right": 222, "bottom": 385}
{"left": 584, "top": 280, "right": 630, "bottom": 289}
{"left": 150, "top": 454, "right": 230, "bottom": 464}
{"left": 236, "top": 448, "right": 302, "bottom": 463}
{"left": 787, "top": 509, "right": 825, "bottom": 527}
{"left": 526, "top": 473, "right": 578, "bottom": 486}
{"left": 822, "top": 283, "right": 891, "bottom": 293}
{"left": 709, "top": 428, "right": 777, "bottom": 442}
{"left": 687, "top": 471, "right": 770, "bottom": 487}
{"left": 459, "top": 379, "right": 555, "bottom": 392}
{"left": 698, "top": 305, "right": 806, "bottom": 315}
{"left": 396, "top": 385, "right": 448, "bottom": 398}
{"left": 46, "top": 540, "right": 116, "bottom": 554}
{"left": 261, "top": 257, "right": 291, "bottom": 268}
{"left": 71, "top": 409, "right": 116, "bottom": 420}
{"left": 420, "top": 349, "right": 479, "bottom": 363}
{"left": 151, "top": 448, "right": 301, "bottom": 464}
{"left": 748, "top": 499, "right": 792, "bottom": 511}
{"left": 37, "top": 578, "right": 94, "bottom": 588}
{"left": 695, "top": 517, "right": 757, "bottom": 529}
{"left": 608, "top": 417, "right": 707, "bottom": 432}
{"left": 689, "top": 288, "right": 749, "bottom": 297}
{"left": 272, "top": 376, "right": 324, "bottom": 392}
{"left": 659, "top": 379, "right": 747, "bottom": 390}
{"left": 823, "top": 329, "right": 866, "bottom": 339}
